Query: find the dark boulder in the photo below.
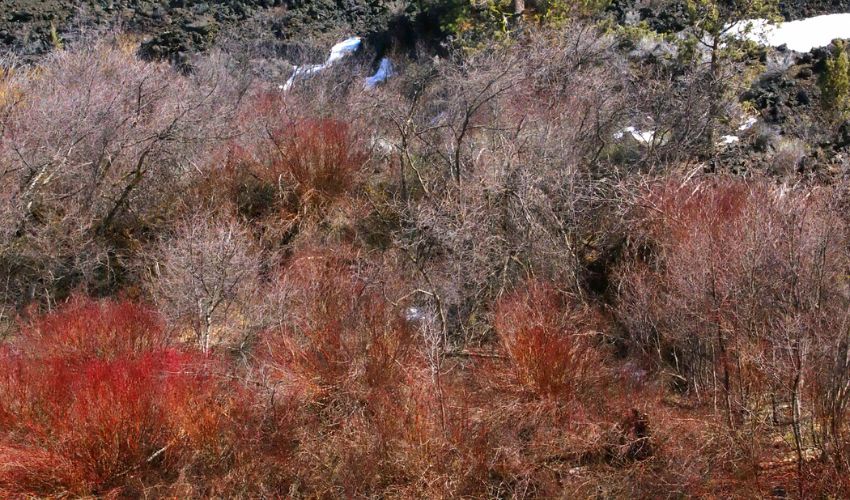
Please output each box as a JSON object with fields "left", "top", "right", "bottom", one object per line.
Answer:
{"left": 837, "top": 120, "right": 850, "bottom": 149}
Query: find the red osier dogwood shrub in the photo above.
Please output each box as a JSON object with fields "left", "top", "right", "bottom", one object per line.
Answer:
{"left": 270, "top": 118, "right": 367, "bottom": 202}
{"left": 18, "top": 294, "right": 168, "bottom": 360}
{"left": 0, "top": 297, "right": 233, "bottom": 497}
{"left": 494, "top": 280, "right": 601, "bottom": 399}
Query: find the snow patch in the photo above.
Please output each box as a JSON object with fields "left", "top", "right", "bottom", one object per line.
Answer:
{"left": 282, "top": 36, "right": 362, "bottom": 91}
{"left": 364, "top": 58, "right": 394, "bottom": 89}
{"left": 405, "top": 307, "right": 425, "bottom": 322}
{"left": 738, "top": 116, "right": 758, "bottom": 131}
{"left": 327, "top": 37, "right": 362, "bottom": 64}
{"left": 732, "top": 14, "right": 850, "bottom": 53}
{"left": 719, "top": 135, "right": 740, "bottom": 145}
{"left": 614, "top": 126, "right": 656, "bottom": 145}
{"left": 370, "top": 136, "right": 395, "bottom": 154}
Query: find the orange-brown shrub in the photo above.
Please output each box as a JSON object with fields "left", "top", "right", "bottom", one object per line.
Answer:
{"left": 494, "top": 280, "right": 602, "bottom": 400}
{"left": 0, "top": 297, "right": 253, "bottom": 497}
{"left": 17, "top": 294, "right": 167, "bottom": 360}
{"left": 260, "top": 245, "right": 416, "bottom": 401}
{"left": 252, "top": 246, "right": 430, "bottom": 495}
{"left": 617, "top": 176, "right": 847, "bottom": 394}
{"left": 615, "top": 174, "right": 850, "bottom": 496}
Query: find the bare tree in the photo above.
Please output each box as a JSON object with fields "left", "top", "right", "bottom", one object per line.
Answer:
{"left": 357, "top": 26, "right": 626, "bottom": 344}
{"left": 147, "top": 213, "right": 260, "bottom": 353}
{"left": 0, "top": 38, "right": 245, "bottom": 310}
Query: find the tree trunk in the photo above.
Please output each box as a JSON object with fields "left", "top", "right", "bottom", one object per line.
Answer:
{"left": 513, "top": 0, "right": 525, "bottom": 15}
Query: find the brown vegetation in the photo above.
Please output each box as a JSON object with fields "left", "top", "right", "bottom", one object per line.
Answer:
{"left": 0, "top": 24, "right": 849, "bottom": 498}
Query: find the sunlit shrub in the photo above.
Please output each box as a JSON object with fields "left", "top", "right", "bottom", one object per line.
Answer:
{"left": 18, "top": 295, "right": 167, "bottom": 360}
{"left": 0, "top": 297, "right": 258, "bottom": 497}
{"left": 494, "top": 280, "right": 602, "bottom": 399}
{"left": 0, "top": 347, "right": 229, "bottom": 496}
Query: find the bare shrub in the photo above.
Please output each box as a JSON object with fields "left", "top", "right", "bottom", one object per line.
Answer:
{"left": 0, "top": 39, "right": 242, "bottom": 309}
{"left": 147, "top": 213, "right": 261, "bottom": 353}
{"left": 258, "top": 245, "right": 415, "bottom": 398}
{"left": 615, "top": 174, "right": 850, "bottom": 489}
{"left": 621, "top": 64, "right": 716, "bottom": 167}
{"left": 356, "top": 25, "right": 627, "bottom": 344}
{"left": 771, "top": 137, "right": 806, "bottom": 175}
{"left": 253, "top": 245, "right": 435, "bottom": 496}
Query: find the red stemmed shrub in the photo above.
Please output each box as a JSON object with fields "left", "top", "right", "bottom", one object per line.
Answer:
{"left": 268, "top": 118, "right": 367, "bottom": 204}
{"left": 261, "top": 245, "right": 416, "bottom": 400}
{"left": 0, "top": 297, "right": 242, "bottom": 497}
{"left": 17, "top": 294, "right": 167, "bottom": 360}
{"left": 494, "top": 280, "right": 601, "bottom": 400}
{"left": 192, "top": 116, "right": 368, "bottom": 246}
{"left": 615, "top": 175, "right": 850, "bottom": 493}
{"left": 255, "top": 246, "right": 428, "bottom": 495}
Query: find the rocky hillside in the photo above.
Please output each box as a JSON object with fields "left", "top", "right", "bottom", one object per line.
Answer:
{"left": 3, "top": 1, "right": 849, "bottom": 65}
{"left": 0, "top": 0, "right": 436, "bottom": 65}
{"left": 0, "top": 1, "right": 267, "bottom": 59}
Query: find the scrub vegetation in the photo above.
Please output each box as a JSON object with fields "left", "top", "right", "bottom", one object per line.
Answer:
{"left": 1, "top": 1, "right": 850, "bottom": 497}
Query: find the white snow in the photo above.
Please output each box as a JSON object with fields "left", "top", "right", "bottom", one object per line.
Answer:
{"left": 614, "top": 126, "right": 656, "bottom": 145}
{"left": 405, "top": 307, "right": 425, "bottom": 322}
{"left": 282, "top": 64, "right": 325, "bottom": 91}
{"left": 364, "top": 58, "right": 394, "bottom": 89}
{"left": 732, "top": 14, "right": 850, "bottom": 53}
{"left": 327, "top": 37, "right": 363, "bottom": 64}
{"left": 719, "top": 135, "right": 740, "bottom": 145}
{"left": 370, "top": 136, "right": 395, "bottom": 154}
{"left": 738, "top": 116, "right": 758, "bottom": 131}
{"left": 282, "top": 36, "right": 362, "bottom": 91}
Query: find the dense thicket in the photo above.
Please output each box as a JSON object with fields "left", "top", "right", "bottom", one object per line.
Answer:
{"left": 1, "top": 19, "right": 849, "bottom": 497}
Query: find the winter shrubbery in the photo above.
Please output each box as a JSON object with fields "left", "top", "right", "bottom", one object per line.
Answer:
{"left": 0, "top": 298, "right": 241, "bottom": 497}
{"left": 0, "top": 23, "right": 850, "bottom": 498}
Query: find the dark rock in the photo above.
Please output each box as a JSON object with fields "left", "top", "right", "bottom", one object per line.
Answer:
{"left": 753, "top": 127, "right": 776, "bottom": 153}
{"left": 0, "top": 1, "right": 285, "bottom": 63}
{"left": 9, "top": 10, "right": 32, "bottom": 22}
{"left": 796, "top": 89, "right": 810, "bottom": 105}
{"left": 780, "top": 0, "right": 850, "bottom": 21}
{"left": 812, "top": 47, "right": 831, "bottom": 73}
{"left": 184, "top": 19, "right": 215, "bottom": 36}
{"left": 192, "top": 3, "right": 210, "bottom": 15}
{"left": 796, "top": 66, "right": 813, "bottom": 79}
{"left": 837, "top": 120, "right": 850, "bottom": 149}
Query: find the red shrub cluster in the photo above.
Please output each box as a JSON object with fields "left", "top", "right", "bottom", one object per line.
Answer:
{"left": 0, "top": 297, "right": 244, "bottom": 497}
{"left": 642, "top": 176, "right": 751, "bottom": 244}
{"left": 18, "top": 294, "right": 167, "bottom": 360}
{"left": 210, "top": 116, "right": 367, "bottom": 216}
{"left": 494, "top": 280, "right": 602, "bottom": 400}
{"left": 0, "top": 352, "right": 210, "bottom": 494}
{"left": 269, "top": 118, "right": 367, "bottom": 202}
{"left": 190, "top": 115, "right": 368, "bottom": 248}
